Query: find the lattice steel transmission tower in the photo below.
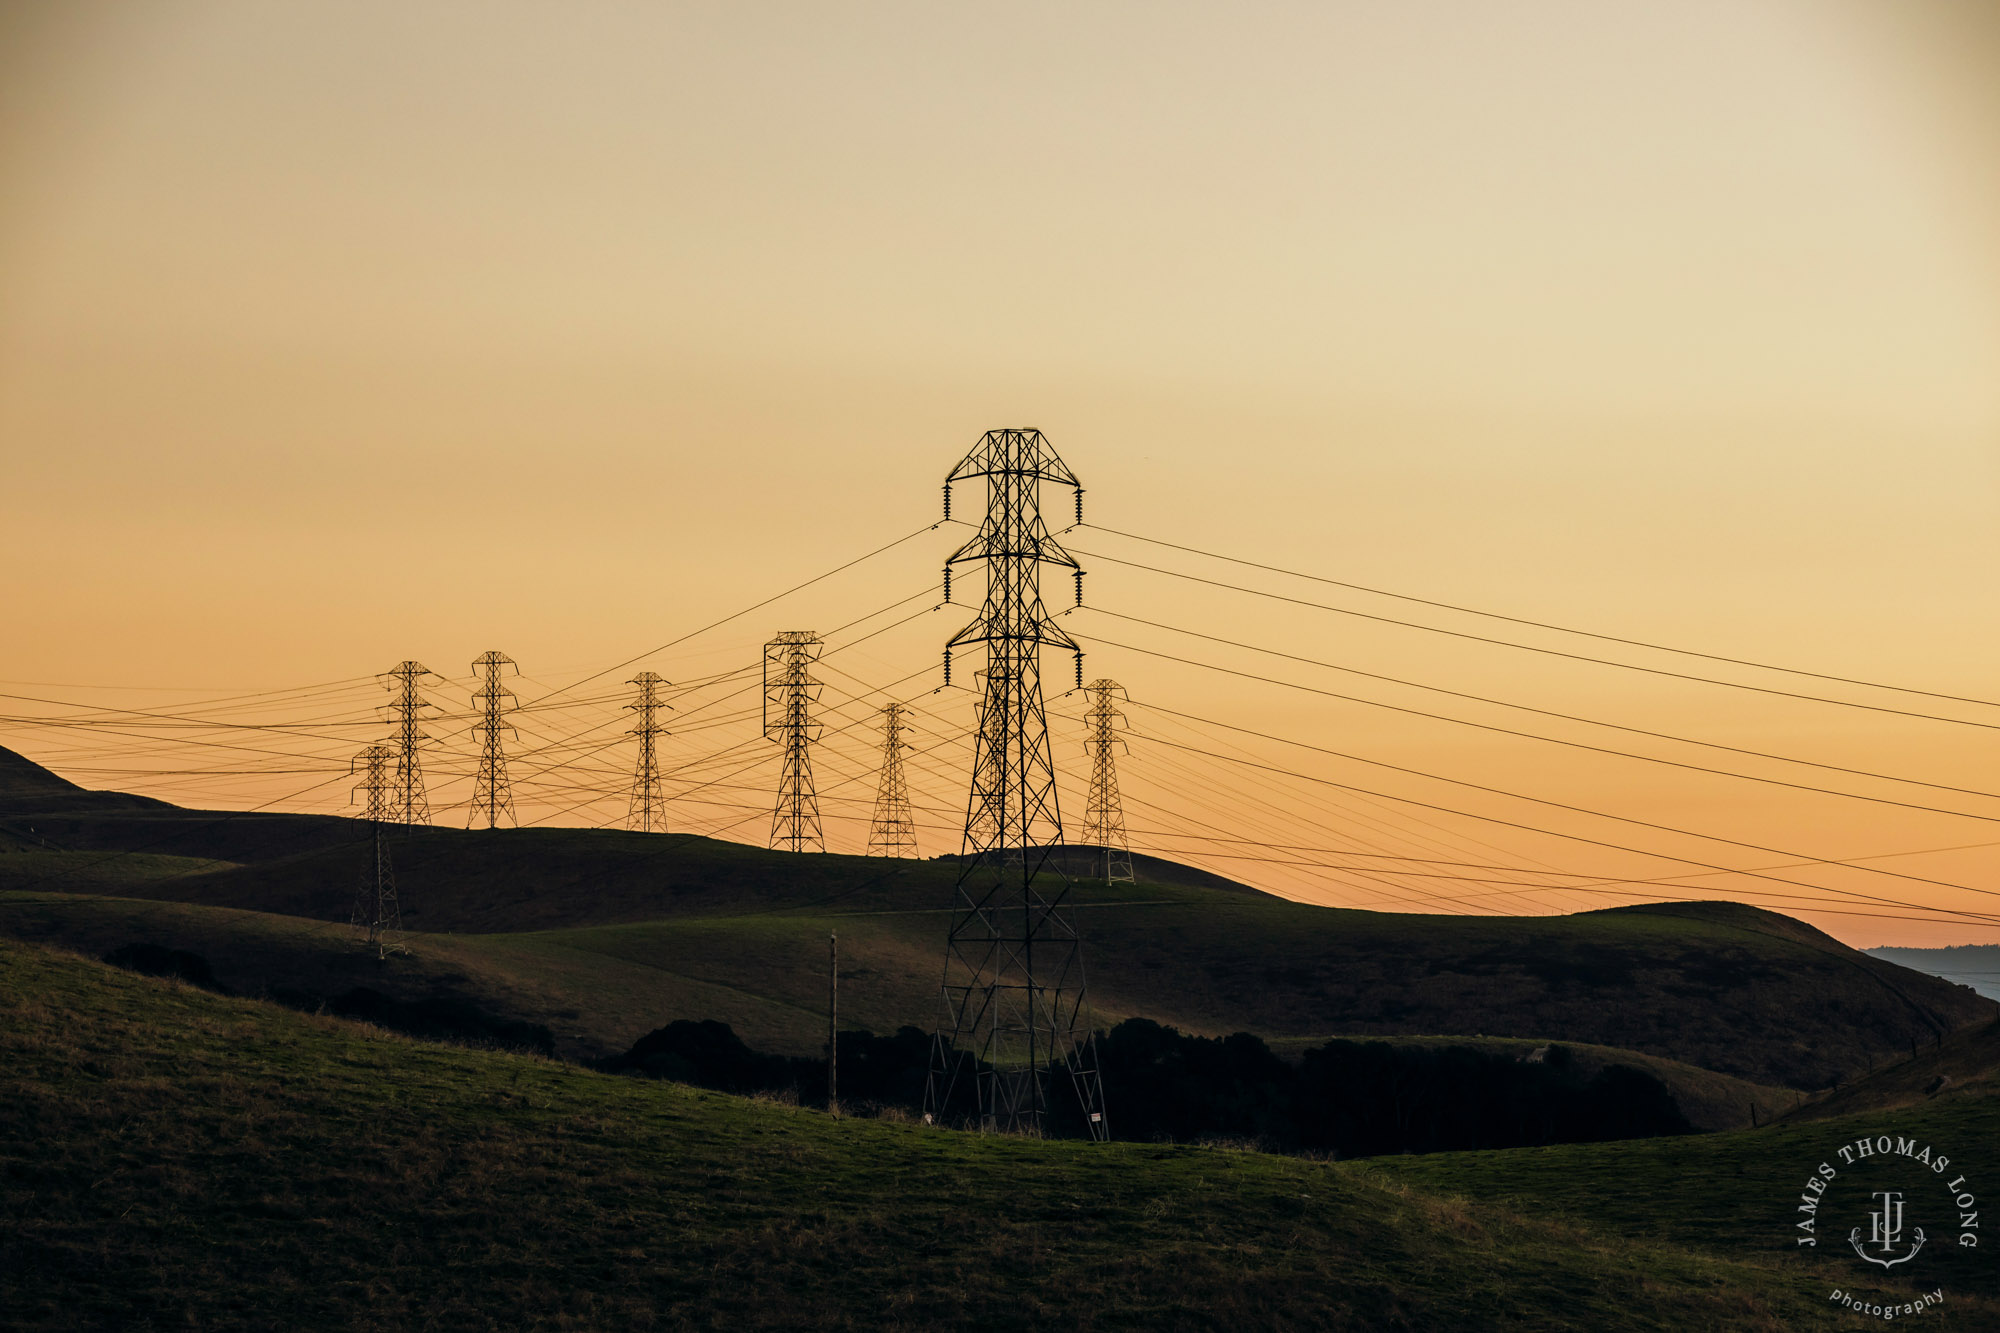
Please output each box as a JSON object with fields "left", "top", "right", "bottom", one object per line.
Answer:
{"left": 1082, "top": 679, "right": 1135, "bottom": 884}
{"left": 350, "top": 743, "right": 403, "bottom": 958}
{"left": 867, "top": 702, "right": 919, "bottom": 858}
{"left": 627, "top": 671, "right": 671, "bottom": 833}
{"left": 765, "top": 631, "right": 824, "bottom": 853}
{"left": 926, "top": 428, "right": 1108, "bottom": 1140}
{"left": 468, "top": 650, "right": 519, "bottom": 829}
{"left": 383, "top": 661, "right": 437, "bottom": 826}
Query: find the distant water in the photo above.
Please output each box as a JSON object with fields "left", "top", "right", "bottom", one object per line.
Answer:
{"left": 1868, "top": 945, "right": 2000, "bottom": 1003}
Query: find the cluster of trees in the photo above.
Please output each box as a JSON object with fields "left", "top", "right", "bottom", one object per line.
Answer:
{"left": 1073, "top": 1018, "right": 1690, "bottom": 1153}
{"left": 602, "top": 1015, "right": 1692, "bottom": 1156}
{"left": 103, "top": 942, "right": 230, "bottom": 993}
{"left": 599, "top": 1020, "right": 930, "bottom": 1107}
{"left": 101, "top": 941, "right": 1690, "bottom": 1156}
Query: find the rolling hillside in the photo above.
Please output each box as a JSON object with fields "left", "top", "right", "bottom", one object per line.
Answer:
{"left": 3, "top": 745, "right": 1992, "bottom": 1095}
{"left": 1776, "top": 1013, "right": 2000, "bottom": 1123}
{"left": 6, "top": 936, "right": 1976, "bottom": 1331}
{"left": 0, "top": 890, "right": 1793, "bottom": 1131}
{"left": 1365, "top": 1046, "right": 2000, "bottom": 1312}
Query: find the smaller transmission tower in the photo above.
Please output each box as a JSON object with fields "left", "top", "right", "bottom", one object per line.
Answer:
{"left": 383, "top": 661, "right": 437, "bottom": 826}
{"left": 350, "top": 743, "right": 404, "bottom": 958}
{"left": 765, "top": 631, "right": 824, "bottom": 853}
{"left": 867, "top": 702, "right": 919, "bottom": 858}
{"left": 468, "top": 650, "right": 518, "bottom": 829}
{"left": 627, "top": 670, "right": 672, "bottom": 832}
{"left": 1082, "top": 679, "right": 1134, "bottom": 884}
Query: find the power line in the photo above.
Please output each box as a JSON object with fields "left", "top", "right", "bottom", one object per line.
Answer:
{"left": 1095, "top": 724, "right": 1560, "bottom": 916}
{"left": 1072, "top": 546, "right": 2000, "bottom": 731}
{"left": 1077, "top": 620, "right": 2000, "bottom": 824}
{"left": 525, "top": 522, "right": 941, "bottom": 710}
{"left": 1083, "top": 523, "right": 2000, "bottom": 710}
{"left": 1107, "top": 689, "right": 1589, "bottom": 910}
{"left": 1088, "top": 606, "right": 2000, "bottom": 803}
{"left": 1119, "top": 696, "right": 2000, "bottom": 926}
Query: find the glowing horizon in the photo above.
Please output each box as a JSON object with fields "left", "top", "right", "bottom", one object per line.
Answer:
{"left": 3, "top": 2, "right": 1998, "bottom": 948}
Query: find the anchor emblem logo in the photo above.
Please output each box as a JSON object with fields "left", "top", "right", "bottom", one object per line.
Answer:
{"left": 1849, "top": 1190, "right": 1926, "bottom": 1269}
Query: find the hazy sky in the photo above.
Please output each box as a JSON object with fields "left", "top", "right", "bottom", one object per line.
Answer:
{"left": 4, "top": 2, "right": 1998, "bottom": 945}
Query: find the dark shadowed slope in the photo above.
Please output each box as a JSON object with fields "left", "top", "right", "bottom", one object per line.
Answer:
{"left": 5, "top": 879, "right": 1990, "bottom": 1093}
{"left": 1777, "top": 1012, "right": 2000, "bottom": 1123}
{"left": 0, "top": 936, "right": 1928, "bottom": 1331}
{"left": 2, "top": 745, "right": 1992, "bottom": 1091}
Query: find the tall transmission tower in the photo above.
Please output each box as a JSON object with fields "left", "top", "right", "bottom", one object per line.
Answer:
{"left": 627, "top": 671, "right": 672, "bottom": 833}
{"left": 765, "top": 631, "right": 824, "bottom": 854}
{"left": 383, "top": 661, "right": 436, "bottom": 826}
{"left": 867, "top": 702, "right": 919, "bottom": 858}
{"left": 468, "top": 650, "right": 519, "bottom": 829}
{"left": 927, "top": 428, "right": 1109, "bottom": 1140}
{"left": 1082, "top": 679, "right": 1135, "bottom": 884}
{"left": 350, "top": 743, "right": 403, "bottom": 958}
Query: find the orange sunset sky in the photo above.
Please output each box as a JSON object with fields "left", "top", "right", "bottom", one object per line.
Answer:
{"left": 3, "top": 2, "right": 1999, "bottom": 946}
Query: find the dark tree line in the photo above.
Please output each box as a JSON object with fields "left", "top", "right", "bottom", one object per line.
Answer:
{"left": 602, "top": 1015, "right": 1692, "bottom": 1156}
{"left": 99, "top": 942, "right": 1689, "bottom": 1156}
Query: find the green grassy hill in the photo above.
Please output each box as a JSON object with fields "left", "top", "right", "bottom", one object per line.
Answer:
{"left": 1364, "top": 1050, "right": 2000, "bottom": 1313}
{"left": 4, "top": 743, "right": 1992, "bottom": 1095}
{"left": 0, "top": 890, "right": 1793, "bottom": 1131}
{"left": 6, "top": 871, "right": 1987, "bottom": 1098}
{"left": 6, "top": 936, "right": 1982, "bottom": 1331}
{"left": 1777, "top": 1014, "right": 2000, "bottom": 1124}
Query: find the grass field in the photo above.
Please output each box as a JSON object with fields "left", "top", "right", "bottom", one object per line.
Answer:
{"left": 5, "top": 849, "right": 1988, "bottom": 1094}
{"left": 1779, "top": 1016, "right": 2000, "bottom": 1123}
{"left": 0, "top": 890, "right": 1793, "bottom": 1130}
{"left": 0, "top": 848, "right": 239, "bottom": 891}
{"left": 1363, "top": 1032, "right": 2000, "bottom": 1306}
{"left": 6, "top": 740, "right": 1991, "bottom": 1097}
{"left": 8, "top": 936, "right": 1986, "bottom": 1331}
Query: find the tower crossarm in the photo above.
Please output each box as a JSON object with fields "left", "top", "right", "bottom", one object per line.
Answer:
{"left": 944, "top": 427, "right": 1082, "bottom": 491}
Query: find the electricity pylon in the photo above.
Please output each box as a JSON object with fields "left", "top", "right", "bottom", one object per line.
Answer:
{"left": 765, "top": 631, "right": 824, "bottom": 853}
{"left": 383, "top": 661, "right": 436, "bottom": 826}
{"left": 867, "top": 702, "right": 919, "bottom": 858}
{"left": 1082, "top": 679, "right": 1135, "bottom": 884}
{"left": 468, "top": 650, "right": 519, "bottom": 829}
{"left": 350, "top": 743, "right": 403, "bottom": 958}
{"left": 627, "top": 671, "right": 671, "bottom": 833}
{"left": 927, "top": 428, "right": 1109, "bottom": 1141}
